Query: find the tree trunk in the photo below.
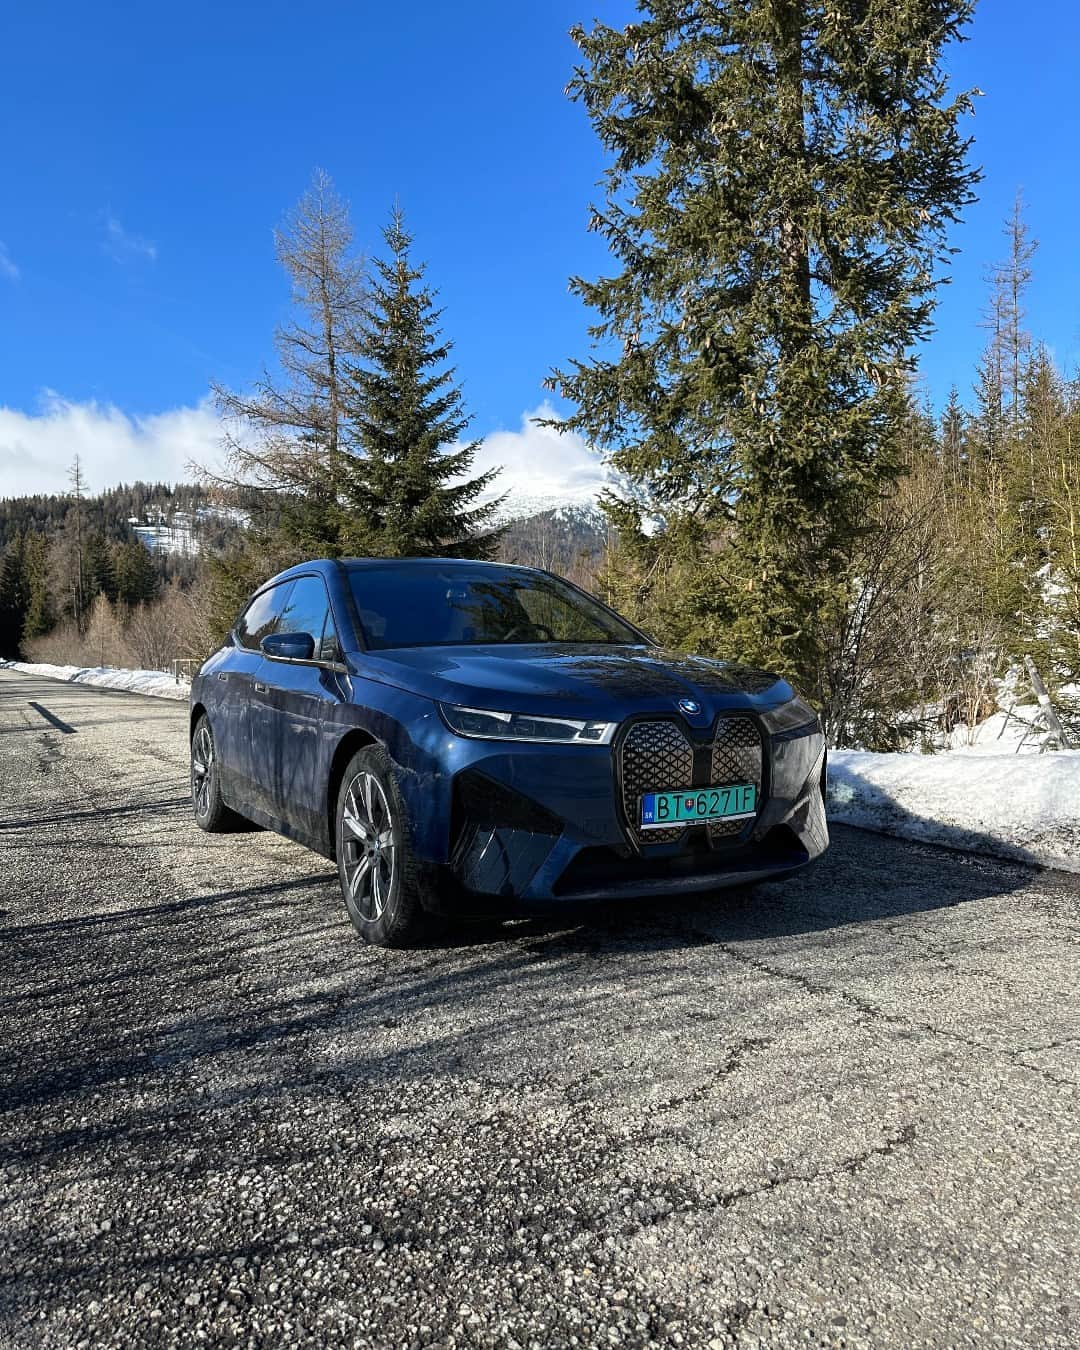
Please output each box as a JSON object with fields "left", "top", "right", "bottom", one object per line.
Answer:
{"left": 774, "top": 0, "right": 811, "bottom": 384}
{"left": 1024, "top": 654, "right": 1068, "bottom": 749}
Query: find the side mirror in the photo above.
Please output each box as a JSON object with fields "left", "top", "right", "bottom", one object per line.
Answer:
{"left": 261, "top": 631, "right": 316, "bottom": 662}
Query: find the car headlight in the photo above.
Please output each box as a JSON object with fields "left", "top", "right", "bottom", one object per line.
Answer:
{"left": 760, "top": 695, "right": 820, "bottom": 738}
{"left": 439, "top": 703, "right": 617, "bottom": 745}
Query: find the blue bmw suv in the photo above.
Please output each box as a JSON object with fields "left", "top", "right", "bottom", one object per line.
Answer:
{"left": 190, "top": 558, "right": 828, "bottom": 945}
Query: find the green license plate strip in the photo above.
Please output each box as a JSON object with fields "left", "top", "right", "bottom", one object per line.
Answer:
{"left": 640, "top": 783, "right": 757, "bottom": 829}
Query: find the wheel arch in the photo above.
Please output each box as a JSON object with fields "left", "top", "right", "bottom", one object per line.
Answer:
{"left": 190, "top": 701, "right": 208, "bottom": 740}
{"left": 326, "top": 726, "right": 380, "bottom": 851}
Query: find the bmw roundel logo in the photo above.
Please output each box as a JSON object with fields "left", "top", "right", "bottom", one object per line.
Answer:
{"left": 678, "top": 698, "right": 701, "bottom": 716}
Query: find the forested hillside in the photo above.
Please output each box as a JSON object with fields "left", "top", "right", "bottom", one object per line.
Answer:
{"left": 0, "top": 463, "right": 600, "bottom": 666}
{"left": 0, "top": 479, "right": 247, "bottom": 662}
{"left": 496, "top": 505, "right": 608, "bottom": 587}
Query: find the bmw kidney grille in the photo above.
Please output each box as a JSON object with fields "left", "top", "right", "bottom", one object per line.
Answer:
{"left": 619, "top": 717, "right": 763, "bottom": 848}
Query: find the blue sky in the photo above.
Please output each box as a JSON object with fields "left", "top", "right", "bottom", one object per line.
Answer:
{"left": 1, "top": 0, "right": 1078, "bottom": 496}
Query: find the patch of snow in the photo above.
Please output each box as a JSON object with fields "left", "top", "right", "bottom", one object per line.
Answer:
{"left": 1, "top": 660, "right": 190, "bottom": 701}
{"left": 940, "top": 704, "right": 1047, "bottom": 754}
{"left": 201, "top": 503, "right": 249, "bottom": 528}
{"left": 129, "top": 504, "right": 250, "bottom": 557}
{"left": 931, "top": 673, "right": 1080, "bottom": 755}
{"left": 828, "top": 748, "right": 1080, "bottom": 873}
{"left": 488, "top": 491, "right": 610, "bottom": 526}
{"left": 133, "top": 521, "right": 200, "bottom": 557}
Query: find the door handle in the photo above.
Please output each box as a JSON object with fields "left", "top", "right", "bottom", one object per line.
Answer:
{"left": 254, "top": 681, "right": 268, "bottom": 694}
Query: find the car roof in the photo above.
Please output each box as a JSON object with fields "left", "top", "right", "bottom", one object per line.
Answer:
{"left": 255, "top": 556, "right": 537, "bottom": 593}
{"left": 339, "top": 557, "right": 534, "bottom": 571}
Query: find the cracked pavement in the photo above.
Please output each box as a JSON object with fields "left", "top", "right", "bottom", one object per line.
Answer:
{"left": 0, "top": 668, "right": 1077, "bottom": 1348}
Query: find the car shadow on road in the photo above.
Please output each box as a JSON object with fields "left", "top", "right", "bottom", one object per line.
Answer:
{"left": 426, "top": 821, "right": 1046, "bottom": 951}
{"left": 1, "top": 825, "right": 1042, "bottom": 1148}
{"left": 0, "top": 794, "right": 192, "bottom": 832}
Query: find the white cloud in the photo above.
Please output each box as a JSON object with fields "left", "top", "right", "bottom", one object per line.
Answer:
{"left": 102, "top": 214, "right": 157, "bottom": 263}
{"left": 465, "top": 401, "right": 609, "bottom": 513}
{"left": 0, "top": 242, "right": 19, "bottom": 281}
{"left": 0, "top": 393, "right": 608, "bottom": 518}
{"left": 0, "top": 393, "right": 224, "bottom": 498}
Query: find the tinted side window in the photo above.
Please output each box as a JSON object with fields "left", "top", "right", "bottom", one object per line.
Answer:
{"left": 235, "top": 583, "right": 292, "bottom": 652}
{"left": 276, "top": 575, "right": 340, "bottom": 662}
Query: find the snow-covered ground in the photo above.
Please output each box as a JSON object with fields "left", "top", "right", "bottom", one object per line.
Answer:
{"left": 939, "top": 679, "right": 1079, "bottom": 755}
{"left": 828, "top": 749, "right": 1080, "bottom": 874}
{"left": 128, "top": 505, "right": 252, "bottom": 558}
{"left": 0, "top": 660, "right": 189, "bottom": 701}
{"left": 829, "top": 671, "right": 1079, "bottom": 871}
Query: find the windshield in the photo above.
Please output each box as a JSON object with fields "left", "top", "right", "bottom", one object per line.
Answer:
{"left": 346, "top": 564, "right": 644, "bottom": 650}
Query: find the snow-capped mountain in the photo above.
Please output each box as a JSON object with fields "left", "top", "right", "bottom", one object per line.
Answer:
{"left": 488, "top": 492, "right": 608, "bottom": 529}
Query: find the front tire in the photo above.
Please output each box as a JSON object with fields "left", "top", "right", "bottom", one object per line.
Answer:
{"left": 190, "top": 714, "right": 243, "bottom": 833}
{"left": 335, "top": 746, "right": 430, "bottom": 947}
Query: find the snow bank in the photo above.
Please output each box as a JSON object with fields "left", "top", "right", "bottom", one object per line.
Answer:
{"left": 829, "top": 749, "right": 1080, "bottom": 874}
{"left": 0, "top": 660, "right": 189, "bottom": 701}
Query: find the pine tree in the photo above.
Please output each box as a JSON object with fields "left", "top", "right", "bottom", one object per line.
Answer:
{"left": 0, "top": 532, "right": 27, "bottom": 658}
{"left": 336, "top": 209, "right": 503, "bottom": 559}
{"left": 1049, "top": 378, "right": 1080, "bottom": 681}
{"left": 113, "top": 539, "right": 159, "bottom": 608}
{"left": 940, "top": 387, "right": 968, "bottom": 499}
{"left": 1022, "top": 346, "right": 1077, "bottom": 679}
{"left": 83, "top": 530, "right": 115, "bottom": 603}
{"left": 68, "top": 455, "right": 88, "bottom": 628}
{"left": 21, "top": 534, "right": 52, "bottom": 645}
{"left": 973, "top": 196, "right": 1037, "bottom": 483}
{"left": 999, "top": 193, "right": 1038, "bottom": 445}
{"left": 550, "top": 1, "right": 980, "bottom": 692}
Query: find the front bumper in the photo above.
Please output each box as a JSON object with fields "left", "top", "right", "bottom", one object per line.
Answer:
{"left": 414, "top": 712, "right": 828, "bottom": 906}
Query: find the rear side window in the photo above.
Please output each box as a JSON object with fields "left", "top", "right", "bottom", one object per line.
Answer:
{"left": 276, "top": 575, "right": 341, "bottom": 663}
{"left": 235, "top": 583, "right": 291, "bottom": 652}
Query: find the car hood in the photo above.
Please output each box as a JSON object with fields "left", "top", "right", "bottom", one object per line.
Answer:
{"left": 351, "top": 643, "right": 793, "bottom": 720}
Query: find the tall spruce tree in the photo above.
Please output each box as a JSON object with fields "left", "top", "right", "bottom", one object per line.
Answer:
{"left": 999, "top": 193, "right": 1038, "bottom": 445}
{"left": 68, "top": 455, "right": 88, "bottom": 628}
{"left": 113, "top": 539, "right": 159, "bottom": 608}
{"left": 551, "top": 1, "right": 980, "bottom": 692}
{"left": 21, "top": 534, "right": 52, "bottom": 646}
{"left": 336, "top": 209, "right": 503, "bottom": 558}
{"left": 0, "top": 532, "right": 28, "bottom": 658}
{"left": 83, "top": 530, "right": 115, "bottom": 603}
{"left": 940, "top": 387, "right": 968, "bottom": 497}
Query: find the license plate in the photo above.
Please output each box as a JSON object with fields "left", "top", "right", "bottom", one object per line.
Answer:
{"left": 640, "top": 784, "right": 757, "bottom": 829}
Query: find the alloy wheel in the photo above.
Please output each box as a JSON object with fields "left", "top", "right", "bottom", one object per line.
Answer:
{"left": 341, "top": 772, "right": 397, "bottom": 921}
{"left": 191, "top": 722, "right": 214, "bottom": 819}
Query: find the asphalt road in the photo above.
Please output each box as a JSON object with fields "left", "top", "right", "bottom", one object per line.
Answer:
{"left": 1, "top": 668, "right": 1077, "bottom": 1350}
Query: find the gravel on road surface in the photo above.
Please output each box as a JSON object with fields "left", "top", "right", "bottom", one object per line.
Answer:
{"left": 0, "top": 668, "right": 1077, "bottom": 1349}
